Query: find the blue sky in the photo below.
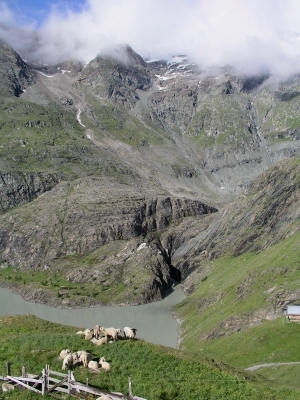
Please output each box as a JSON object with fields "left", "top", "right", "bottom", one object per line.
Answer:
{"left": 7, "top": 0, "right": 88, "bottom": 26}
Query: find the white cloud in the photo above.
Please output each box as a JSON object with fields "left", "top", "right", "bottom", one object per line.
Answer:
{"left": 1, "top": 0, "right": 300, "bottom": 78}
{"left": 0, "top": 2, "right": 15, "bottom": 25}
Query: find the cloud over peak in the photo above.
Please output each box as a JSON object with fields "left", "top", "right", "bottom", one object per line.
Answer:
{"left": 1, "top": 0, "right": 300, "bottom": 78}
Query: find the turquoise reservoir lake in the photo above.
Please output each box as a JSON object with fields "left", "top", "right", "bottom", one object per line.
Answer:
{"left": 0, "top": 285, "right": 186, "bottom": 348}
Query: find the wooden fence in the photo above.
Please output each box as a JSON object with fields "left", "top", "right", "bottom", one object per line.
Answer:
{"left": 1, "top": 362, "right": 147, "bottom": 399}
{"left": 286, "top": 314, "right": 300, "bottom": 322}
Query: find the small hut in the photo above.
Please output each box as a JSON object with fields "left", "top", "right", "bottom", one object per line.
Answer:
{"left": 286, "top": 306, "right": 300, "bottom": 322}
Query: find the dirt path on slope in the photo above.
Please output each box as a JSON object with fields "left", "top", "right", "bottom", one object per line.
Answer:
{"left": 245, "top": 362, "right": 300, "bottom": 371}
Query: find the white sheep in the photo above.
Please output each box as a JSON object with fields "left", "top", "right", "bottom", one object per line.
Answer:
{"left": 99, "top": 357, "right": 111, "bottom": 372}
{"left": 76, "top": 328, "right": 91, "bottom": 335}
{"left": 93, "top": 325, "right": 102, "bottom": 338}
{"left": 84, "top": 328, "right": 95, "bottom": 340}
{"left": 99, "top": 327, "right": 121, "bottom": 341}
{"left": 91, "top": 335, "right": 109, "bottom": 346}
{"left": 59, "top": 349, "right": 72, "bottom": 360}
{"left": 71, "top": 352, "right": 81, "bottom": 366}
{"left": 77, "top": 350, "right": 92, "bottom": 368}
{"left": 62, "top": 354, "right": 73, "bottom": 370}
{"left": 95, "top": 396, "right": 113, "bottom": 400}
{"left": 123, "top": 327, "right": 137, "bottom": 340}
{"left": 88, "top": 360, "right": 100, "bottom": 370}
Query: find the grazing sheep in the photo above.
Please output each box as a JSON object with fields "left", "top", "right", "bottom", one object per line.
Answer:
{"left": 59, "top": 349, "right": 72, "bottom": 360}
{"left": 99, "top": 357, "right": 111, "bottom": 372}
{"left": 99, "top": 327, "right": 121, "bottom": 341}
{"left": 84, "top": 328, "right": 95, "bottom": 340}
{"left": 77, "top": 350, "right": 92, "bottom": 368}
{"left": 93, "top": 325, "right": 102, "bottom": 338}
{"left": 91, "top": 335, "right": 109, "bottom": 346}
{"left": 76, "top": 328, "right": 91, "bottom": 335}
{"left": 88, "top": 360, "right": 99, "bottom": 370}
{"left": 71, "top": 352, "right": 81, "bottom": 366}
{"left": 62, "top": 354, "right": 73, "bottom": 370}
{"left": 123, "top": 327, "right": 137, "bottom": 340}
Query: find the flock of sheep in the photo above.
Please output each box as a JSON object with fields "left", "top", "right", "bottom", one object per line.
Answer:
{"left": 76, "top": 325, "right": 138, "bottom": 345}
{"left": 59, "top": 325, "right": 138, "bottom": 372}
{"left": 59, "top": 349, "right": 110, "bottom": 372}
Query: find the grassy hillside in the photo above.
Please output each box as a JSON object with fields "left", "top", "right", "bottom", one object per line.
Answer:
{"left": 173, "top": 156, "right": 300, "bottom": 391}
{"left": 0, "top": 315, "right": 299, "bottom": 399}
{"left": 176, "top": 231, "right": 300, "bottom": 351}
{"left": 175, "top": 240, "right": 300, "bottom": 390}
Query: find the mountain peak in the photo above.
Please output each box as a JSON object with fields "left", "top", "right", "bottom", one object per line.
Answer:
{"left": 0, "top": 39, "right": 36, "bottom": 96}
{"left": 98, "top": 43, "right": 147, "bottom": 69}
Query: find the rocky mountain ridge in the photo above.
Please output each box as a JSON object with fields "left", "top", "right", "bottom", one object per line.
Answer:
{"left": 0, "top": 39, "right": 36, "bottom": 96}
{"left": 0, "top": 39, "right": 300, "bottom": 306}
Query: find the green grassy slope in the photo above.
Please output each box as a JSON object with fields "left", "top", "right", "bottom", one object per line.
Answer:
{"left": 176, "top": 231, "right": 300, "bottom": 355}
{"left": 0, "top": 315, "right": 299, "bottom": 399}
{"left": 173, "top": 156, "right": 300, "bottom": 390}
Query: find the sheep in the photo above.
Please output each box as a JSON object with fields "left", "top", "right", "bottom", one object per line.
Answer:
{"left": 76, "top": 328, "right": 91, "bottom": 335}
{"left": 77, "top": 350, "right": 92, "bottom": 368}
{"left": 91, "top": 335, "right": 109, "bottom": 346}
{"left": 99, "top": 327, "right": 121, "bottom": 341}
{"left": 59, "top": 349, "right": 72, "bottom": 360}
{"left": 99, "top": 357, "right": 111, "bottom": 372}
{"left": 123, "top": 327, "right": 137, "bottom": 340}
{"left": 71, "top": 352, "right": 81, "bottom": 366}
{"left": 88, "top": 360, "right": 99, "bottom": 370}
{"left": 93, "top": 325, "right": 102, "bottom": 338}
{"left": 95, "top": 396, "right": 113, "bottom": 400}
{"left": 84, "top": 328, "right": 95, "bottom": 340}
{"left": 62, "top": 354, "right": 73, "bottom": 370}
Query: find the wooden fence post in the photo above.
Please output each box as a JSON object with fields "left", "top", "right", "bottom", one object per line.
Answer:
{"left": 42, "top": 368, "right": 46, "bottom": 395}
{"left": 68, "top": 370, "right": 71, "bottom": 395}
{"left": 22, "top": 366, "right": 26, "bottom": 378}
{"left": 129, "top": 376, "right": 133, "bottom": 397}
{"left": 46, "top": 365, "right": 49, "bottom": 391}
{"left": 6, "top": 361, "right": 10, "bottom": 376}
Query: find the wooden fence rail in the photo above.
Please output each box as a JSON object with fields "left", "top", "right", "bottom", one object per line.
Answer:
{"left": 1, "top": 363, "right": 147, "bottom": 399}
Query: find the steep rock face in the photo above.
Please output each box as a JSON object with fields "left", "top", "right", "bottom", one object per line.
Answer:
{"left": 0, "top": 172, "right": 62, "bottom": 213}
{"left": 0, "top": 240, "right": 172, "bottom": 307}
{"left": 170, "top": 156, "right": 300, "bottom": 288}
{"left": 61, "top": 241, "right": 172, "bottom": 305}
{"left": 146, "top": 68, "right": 300, "bottom": 193}
{"left": 148, "top": 83, "right": 199, "bottom": 134}
{"left": 0, "top": 39, "right": 36, "bottom": 96}
{"left": 77, "top": 45, "right": 153, "bottom": 108}
{"left": 0, "top": 177, "right": 217, "bottom": 272}
{"left": 0, "top": 177, "right": 217, "bottom": 304}
{"left": 217, "top": 158, "right": 300, "bottom": 256}
{"left": 147, "top": 73, "right": 268, "bottom": 193}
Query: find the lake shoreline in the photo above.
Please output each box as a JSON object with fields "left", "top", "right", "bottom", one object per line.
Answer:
{"left": 0, "top": 283, "right": 186, "bottom": 348}
{"left": 0, "top": 277, "right": 183, "bottom": 309}
{"left": 0, "top": 280, "right": 178, "bottom": 309}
